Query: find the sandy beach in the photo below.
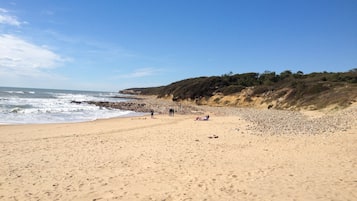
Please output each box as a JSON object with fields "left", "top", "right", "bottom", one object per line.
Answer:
{"left": 0, "top": 103, "right": 356, "bottom": 201}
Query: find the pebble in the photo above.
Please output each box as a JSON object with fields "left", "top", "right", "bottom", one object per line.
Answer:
{"left": 204, "top": 105, "right": 357, "bottom": 135}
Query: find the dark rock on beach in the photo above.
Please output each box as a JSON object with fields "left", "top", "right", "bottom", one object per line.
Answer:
{"left": 72, "top": 97, "right": 204, "bottom": 115}
{"left": 86, "top": 101, "right": 151, "bottom": 113}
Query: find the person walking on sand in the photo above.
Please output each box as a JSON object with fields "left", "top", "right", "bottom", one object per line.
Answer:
{"left": 169, "top": 108, "right": 174, "bottom": 116}
{"left": 150, "top": 109, "right": 154, "bottom": 118}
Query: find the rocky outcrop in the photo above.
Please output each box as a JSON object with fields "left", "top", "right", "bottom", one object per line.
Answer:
{"left": 71, "top": 101, "right": 150, "bottom": 113}
{"left": 119, "top": 89, "right": 142, "bottom": 95}
{"left": 71, "top": 99, "right": 204, "bottom": 115}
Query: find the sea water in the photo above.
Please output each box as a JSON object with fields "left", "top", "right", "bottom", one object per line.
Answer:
{"left": 0, "top": 87, "right": 140, "bottom": 124}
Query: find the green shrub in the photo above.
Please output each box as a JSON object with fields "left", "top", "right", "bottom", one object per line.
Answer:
{"left": 221, "top": 85, "right": 245, "bottom": 95}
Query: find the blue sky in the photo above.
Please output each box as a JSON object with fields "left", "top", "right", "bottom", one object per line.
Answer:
{"left": 0, "top": 0, "right": 356, "bottom": 91}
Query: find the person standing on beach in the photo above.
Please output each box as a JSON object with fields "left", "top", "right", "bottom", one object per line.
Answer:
{"left": 150, "top": 109, "right": 154, "bottom": 118}
{"left": 169, "top": 108, "right": 174, "bottom": 116}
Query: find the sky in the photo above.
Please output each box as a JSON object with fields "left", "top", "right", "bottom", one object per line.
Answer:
{"left": 0, "top": 0, "right": 356, "bottom": 91}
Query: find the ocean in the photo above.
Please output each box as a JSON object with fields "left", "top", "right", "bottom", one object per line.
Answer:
{"left": 0, "top": 87, "right": 141, "bottom": 124}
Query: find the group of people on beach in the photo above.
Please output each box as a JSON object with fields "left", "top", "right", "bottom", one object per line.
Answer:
{"left": 150, "top": 109, "right": 210, "bottom": 121}
{"left": 150, "top": 108, "right": 175, "bottom": 118}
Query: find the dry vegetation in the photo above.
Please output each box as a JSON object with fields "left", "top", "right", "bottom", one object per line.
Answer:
{"left": 121, "top": 69, "right": 357, "bottom": 110}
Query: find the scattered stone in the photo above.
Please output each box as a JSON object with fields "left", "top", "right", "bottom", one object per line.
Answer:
{"left": 208, "top": 135, "right": 219, "bottom": 139}
{"left": 77, "top": 98, "right": 205, "bottom": 115}
{"left": 203, "top": 105, "right": 357, "bottom": 135}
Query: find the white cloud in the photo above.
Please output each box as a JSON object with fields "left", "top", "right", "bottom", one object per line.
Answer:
{"left": 0, "top": 8, "right": 22, "bottom": 26}
{"left": 0, "top": 34, "right": 64, "bottom": 76}
{"left": 0, "top": 8, "right": 69, "bottom": 88}
{"left": 119, "top": 67, "right": 161, "bottom": 79}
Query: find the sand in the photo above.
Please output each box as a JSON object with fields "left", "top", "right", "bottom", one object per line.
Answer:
{"left": 0, "top": 106, "right": 356, "bottom": 200}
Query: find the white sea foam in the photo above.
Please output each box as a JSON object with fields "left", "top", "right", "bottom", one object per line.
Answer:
{"left": 0, "top": 87, "right": 141, "bottom": 124}
{"left": 5, "top": 90, "right": 25, "bottom": 94}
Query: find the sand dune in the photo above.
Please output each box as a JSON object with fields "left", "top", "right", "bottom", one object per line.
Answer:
{"left": 0, "top": 106, "right": 356, "bottom": 200}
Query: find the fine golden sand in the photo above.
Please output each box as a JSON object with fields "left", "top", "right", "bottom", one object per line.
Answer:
{"left": 0, "top": 107, "right": 356, "bottom": 200}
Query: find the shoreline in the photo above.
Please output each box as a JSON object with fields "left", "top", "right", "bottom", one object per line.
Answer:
{"left": 0, "top": 99, "right": 356, "bottom": 200}
{"left": 4, "top": 94, "right": 356, "bottom": 127}
{"left": 0, "top": 111, "right": 149, "bottom": 126}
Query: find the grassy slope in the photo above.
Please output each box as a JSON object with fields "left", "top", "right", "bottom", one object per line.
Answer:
{"left": 121, "top": 70, "right": 357, "bottom": 110}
